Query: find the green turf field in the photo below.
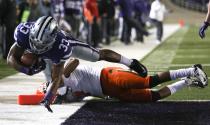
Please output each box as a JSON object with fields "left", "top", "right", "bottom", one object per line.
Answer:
{"left": 142, "top": 25, "right": 210, "bottom": 100}
{"left": 0, "top": 58, "right": 17, "bottom": 79}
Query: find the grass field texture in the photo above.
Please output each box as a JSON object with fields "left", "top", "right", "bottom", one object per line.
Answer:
{"left": 142, "top": 25, "right": 210, "bottom": 100}
{"left": 0, "top": 59, "right": 17, "bottom": 79}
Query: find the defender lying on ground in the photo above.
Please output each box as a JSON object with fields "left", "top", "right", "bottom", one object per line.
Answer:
{"left": 48, "top": 58, "right": 208, "bottom": 104}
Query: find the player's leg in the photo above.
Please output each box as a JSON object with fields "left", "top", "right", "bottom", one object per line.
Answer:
{"left": 169, "top": 64, "right": 208, "bottom": 87}
{"left": 100, "top": 67, "right": 174, "bottom": 90}
{"left": 102, "top": 67, "right": 151, "bottom": 89}
{"left": 113, "top": 79, "right": 189, "bottom": 102}
{"left": 107, "top": 65, "right": 205, "bottom": 89}
{"left": 117, "top": 89, "right": 152, "bottom": 102}
{"left": 71, "top": 43, "right": 147, "bottom": 77}
{"left": 100, "top": 69, "right": 152, "bottom": 102}
{"left": 151, "top": 77, "right": 200, "bottom": 101}
{"left": 71, "top": 43, "right": 100, "bottom": 61}
{"left": 99, "top": 49, "right": 147, "bottom": 77}
{"left": 150, "top": 64, "right": 208, "bottom": 88}
{"left": 157, "top": 21, "right": 163, "bottom": 41}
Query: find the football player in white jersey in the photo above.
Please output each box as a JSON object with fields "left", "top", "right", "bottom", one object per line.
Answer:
{"left": 7, "top": 16, "right": 147, "bottom": 112}
{"left": 50, "top": 58, "right": 208, "bottom": 104}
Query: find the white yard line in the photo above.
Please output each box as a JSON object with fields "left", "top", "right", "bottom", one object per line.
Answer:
{"left": 170, "top": 63, "right": 210, "bottom": 67}
{"left": 144, "top": 27, "right": 189, "bottom": 70}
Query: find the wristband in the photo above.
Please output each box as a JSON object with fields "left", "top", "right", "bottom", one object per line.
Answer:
{"left": 44, "top": 91, "right": 55, "bottom": 103}
{"left": 204, "top": 21, "right": 210, "bottom": 26}
{"left": 19, "top": 67, "right": 29, "bottom": 74}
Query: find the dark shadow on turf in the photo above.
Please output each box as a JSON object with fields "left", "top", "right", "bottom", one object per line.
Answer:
{"left": 61, "top": 101, "right": 210, "bottom": 125}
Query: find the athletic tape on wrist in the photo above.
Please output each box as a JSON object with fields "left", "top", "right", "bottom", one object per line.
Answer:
{"left": 204, "top": 21, "right": 210, "bottom": 26}
{"left": 44, "top": 91, "right": 54, "bottom": 102}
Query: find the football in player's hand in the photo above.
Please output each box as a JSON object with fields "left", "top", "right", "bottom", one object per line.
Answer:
{"left": 21, "top": 52, "right": 38, "bottom": 67}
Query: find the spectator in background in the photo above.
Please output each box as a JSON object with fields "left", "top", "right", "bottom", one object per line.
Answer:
{"left": 17, "top": 0, "right": 41, "bottom": 22}
{"left": 26, "top": 0, "right": 41, "bottom": 21}
{"left": 50, "top": 0, "right": 71, "bottom": 32}
{"left": 201, "top": 0, "right": 209, "bottom": 6}
{"left": 51, "top": 0, "right": 65, "bottom": 21}
{"left": 99, "top": 0, "right": 115, "bottom": 45}
{"left": 38, "top": 0, "right": 51, "bottom": 16}
{"left": 63, "top": 0, "right": 83, "bottom": 38}
{"left": 0, "top": 0, "right": 16, "bottom": 59}
{"left": 16, "top": 1, "right": 27, "bottom": 23}
{"left": 84, "top": 0, "right": 101, "bottom": 47}
{"left": 133, "top": 0, "right": 150, "bottom": 43}
{"left": 149, "top": 0, "right": 167, "bottom": 44}
{"left": 117, "top": 0, "right": 149, "bottom": 45}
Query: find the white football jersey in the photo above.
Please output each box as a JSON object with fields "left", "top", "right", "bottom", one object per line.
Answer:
{"left": 149, "top": 0, "right": 166, "bottom": 22}
{"left": 63, "top": 65, "right": 104, "bottom": 98}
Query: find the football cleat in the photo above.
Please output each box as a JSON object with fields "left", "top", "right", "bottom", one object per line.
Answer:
{"left": 129, "top": 59, "right": 148, "bottom": 77}
{"left": 183, "top": 77, "right": 206, "bottom": 88}
{"left": 192, "top": 64, "right": 208, "bottom": 87}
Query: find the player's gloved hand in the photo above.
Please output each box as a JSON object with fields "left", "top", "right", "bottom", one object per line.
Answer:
{"left": 40, "top": 91, "right": 55, "bottom": 113}
{"left": 40, "top": 99, "right": 53, "bottom": 113}
{"left": 129, "top": 59, "right": 148, "bottom": 77}
{"left": 53, "top": 86, "right": 69, "bottom": 104}
{"left": 199, "top": 21, "right": 210, "bottom": 39}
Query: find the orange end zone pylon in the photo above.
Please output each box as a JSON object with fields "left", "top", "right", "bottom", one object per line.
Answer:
{"left": 18, "top": 94, "right": 44, "bottom": 105}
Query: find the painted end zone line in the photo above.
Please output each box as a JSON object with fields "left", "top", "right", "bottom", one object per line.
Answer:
{"left": 170, "top": 64, "right": 210, "bottom": 67}
{"left": 159, "top": 100, "right": 210, "bottom": 102}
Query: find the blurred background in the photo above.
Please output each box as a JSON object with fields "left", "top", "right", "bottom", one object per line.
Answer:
{"left": 0, "top": 0, "right": 209, "bottom": 78}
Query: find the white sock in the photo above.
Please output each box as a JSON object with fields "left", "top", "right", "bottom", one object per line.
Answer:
{"left": 167, "top": 80, "right": 187, "bottom": 94}
{"left": 169, "top": 68, "right": 194, "bottom": 80}
{"left": 120, "top": 56, "right": 132, "bottom": 66}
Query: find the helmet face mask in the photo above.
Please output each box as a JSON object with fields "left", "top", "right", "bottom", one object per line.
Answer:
{"left": 29, "top": 16, "right": 58, "bottom": 54}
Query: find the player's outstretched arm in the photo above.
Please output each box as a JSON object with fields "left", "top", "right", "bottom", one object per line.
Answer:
{"left": 63, "top": 58, "right": 79, "bottom": 78}
{"left": 53, "top": 59, "right": 79, "bottom": 104}
{"left": 41, "top": 62, "right": 64, "bottom": 112}
{"left": 7, "top": 43, "right": 25, "bottom": 72}
{"left": 199, "top": 1, "right": 210, "bottom": 39}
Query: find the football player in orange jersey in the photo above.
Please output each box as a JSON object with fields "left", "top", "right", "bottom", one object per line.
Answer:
{"left": 51, "top": 58, "right": 208, "bottom": 104}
